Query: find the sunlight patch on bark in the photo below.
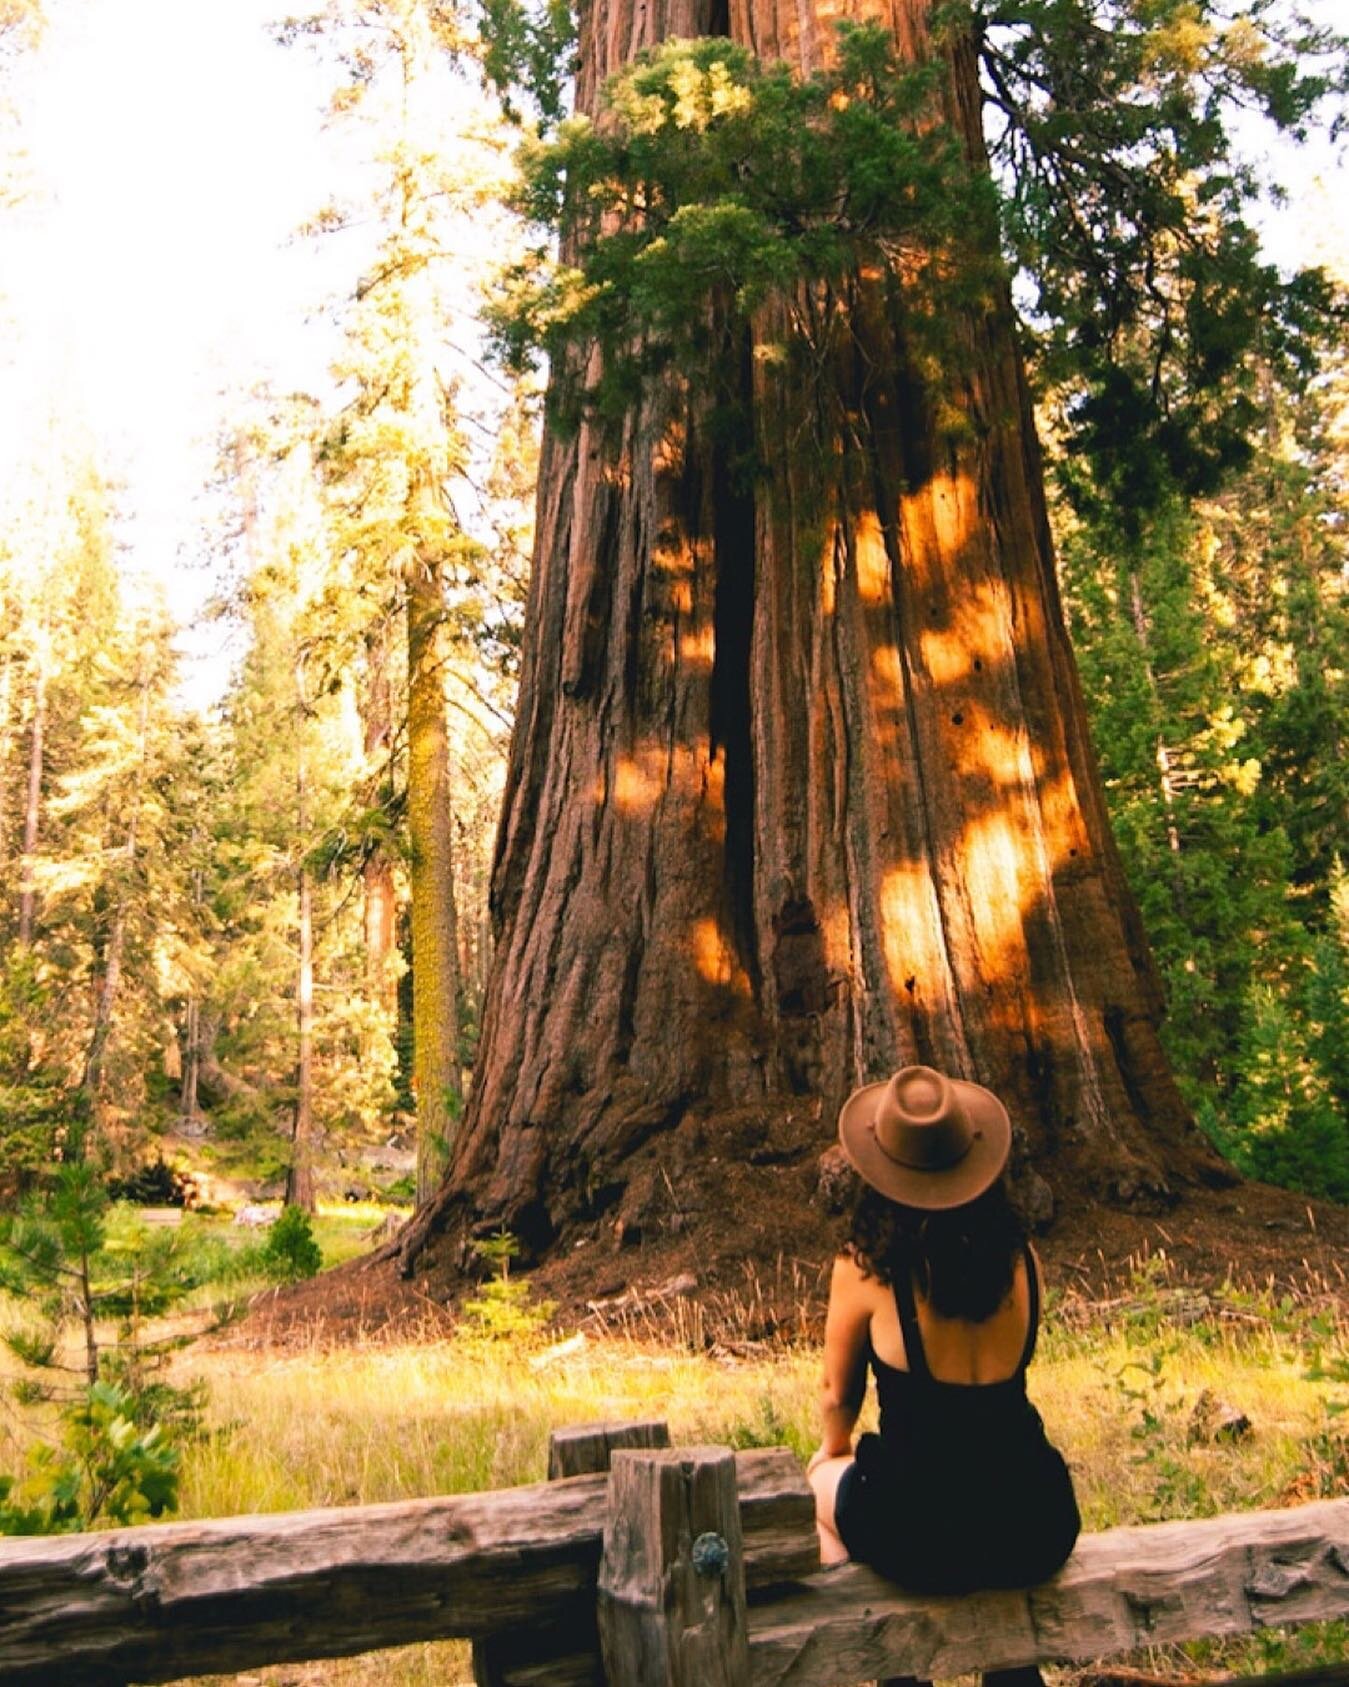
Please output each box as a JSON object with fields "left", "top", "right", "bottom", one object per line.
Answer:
{"left": 653, "top": 529, "right": 695, "bottom": 576}
{"left": 604, "top": 750, "right": 665, "bottom": 815}
{"left": 691, "top": 915, "right": 748, "bottom": 992}
{"left": 852, "top": 509, "right": 891, "bottom": 606}
{"left": 957, "top": 810, "right": 1037, "bottom": 983}
{"left": 918, "top": 577, "right": 1004, "bottom": 687}
{"left": 900, "top": 468, "right": 978, "bottom": 591}
{"left": 880, "top": 863, "right": 951, "bottom": 1001}
{"left": 949, "top": 717, "right": 1045, "bottom": 785}
{"left": 865, "top": 640, "right": 911, "bottom": 759}
{"left": 701, "top": 750, "right": 727, "bottom": 846}
{"left": 821, "top": 901, "right": 852, "bottom": 983}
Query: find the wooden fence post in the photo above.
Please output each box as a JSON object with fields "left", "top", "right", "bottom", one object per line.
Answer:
{"left": 597, "top": 1445, "right": 750, "bottom": 1686}
{"left": 471, "top": 1421, "right": 671, "bottom": 1686}
{"left": 548, "top": 1420, "right": 672, "bottom": 1481}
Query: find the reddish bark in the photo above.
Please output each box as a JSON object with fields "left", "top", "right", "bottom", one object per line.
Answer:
{"left": 397, "top": 0, "right": 1227, "bottom": 1273}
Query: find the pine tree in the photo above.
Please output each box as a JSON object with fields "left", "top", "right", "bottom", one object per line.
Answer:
{"left": 210, "top": 426, "right": 397, "bottom": 1205}
{"left": 283, "top": 0, "right": 520, "bottom": 1199}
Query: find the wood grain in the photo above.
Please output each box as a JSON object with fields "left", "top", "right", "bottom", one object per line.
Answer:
{"left": 548, "top": 1419, "right": 672, "bottom": 1481}
{"left": 474, "top": 1419, "right": 674, "bottom": 1686}
{"left": 748, "top": 1497, "right": 1349, "bottom": 1687}
{"left": 598, "top": 1446, "right": 751, "bottom": 1685}
{"left": 0, "top": 1447, "right": 812, "bottom": 1687}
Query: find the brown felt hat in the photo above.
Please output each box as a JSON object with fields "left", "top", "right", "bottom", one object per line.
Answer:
{"left": 837, "top": 1065, "right": 1011, "bottom": 1211}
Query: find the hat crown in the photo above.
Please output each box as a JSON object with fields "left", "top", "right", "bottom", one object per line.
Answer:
{"left": 873, "top": 1066, "right": 974, "bottom": 1171}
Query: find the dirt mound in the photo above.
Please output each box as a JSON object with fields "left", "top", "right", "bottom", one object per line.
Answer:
{"left": 233, "top": 1140, "right": 1348, "bottom": 1350}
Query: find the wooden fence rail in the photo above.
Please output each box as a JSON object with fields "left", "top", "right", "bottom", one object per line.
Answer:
{"left": 0, "top": 1419, "right": 1347, "bottom": 1687}
{"left": 750, "top": 1497, "right": 1349, "bottom": 1686}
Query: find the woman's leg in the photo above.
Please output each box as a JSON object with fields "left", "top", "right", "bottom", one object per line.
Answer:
{"left": 812, "top": 1457, "right": 932, "bottom": 1687}
{"left": 806, "top": 1453, "right": 853, "bottom": 1565}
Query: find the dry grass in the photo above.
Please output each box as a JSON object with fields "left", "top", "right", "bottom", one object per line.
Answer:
{"left": 3, "top": 1267, "right": 1347, "bottom": 1686}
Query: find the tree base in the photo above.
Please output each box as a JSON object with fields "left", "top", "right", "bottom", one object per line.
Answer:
{"left": 230, "top": 1152, "right": 1349, "bottom": 1355}
{"left": 388, "top": 1091, "right": 1237, "bottom": 1314}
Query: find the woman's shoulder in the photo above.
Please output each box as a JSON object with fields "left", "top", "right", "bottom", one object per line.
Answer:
{"left": 830, "top": 1248, "right": 886, "bottom": 1307}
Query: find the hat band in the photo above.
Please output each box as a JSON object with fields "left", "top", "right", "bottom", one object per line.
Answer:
{"left": 871, "top": 1116, "right": 971, "bottom": 1172}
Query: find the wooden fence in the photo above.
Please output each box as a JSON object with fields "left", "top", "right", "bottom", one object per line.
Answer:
{"left": 2, "top": 1418, "right": 1348, "bottom": 1686}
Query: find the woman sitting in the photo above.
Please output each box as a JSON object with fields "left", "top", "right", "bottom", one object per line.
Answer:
{"left": 807, "top": 1065, "right": 1080, "bottom": 1686}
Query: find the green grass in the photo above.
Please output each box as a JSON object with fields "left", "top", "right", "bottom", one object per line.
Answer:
{"left": 2, "top": 1269, "right": 1347, "bottom": 1686}
{"left": 98, "top": 1200, "right": 413, "bottom": 1314}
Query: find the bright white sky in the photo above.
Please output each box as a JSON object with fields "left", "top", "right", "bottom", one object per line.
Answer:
{"left": 0, "top": 0, "right": 1343, "bottom": 710}
{"left": 2, "top": 0, "right": 344, "bottom": 703}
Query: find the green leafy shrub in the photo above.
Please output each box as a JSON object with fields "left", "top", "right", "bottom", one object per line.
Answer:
{"left": 462, "top": 1229, "right": 555, "bottom": 1340}
{"left": 0, "top": 1164, "right": 209, "bottom": 1519}
{"left": 261, "top": 1205, "right": 323, "bottom": 1283}
{"left": 0, "top": 1380, "right": 180, "bottom": 1535}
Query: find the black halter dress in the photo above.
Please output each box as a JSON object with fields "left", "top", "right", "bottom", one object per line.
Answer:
{"left": 833, "top": 1245, "right": 1080, "bottom": 1594}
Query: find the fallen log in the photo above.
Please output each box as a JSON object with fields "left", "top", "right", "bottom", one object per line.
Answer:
{"left": 0, "top": 1447, "right": 815, "bottom": 1687}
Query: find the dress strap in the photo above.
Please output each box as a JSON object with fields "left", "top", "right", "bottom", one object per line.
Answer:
{"left": 1018, "top": 1243, "right": 1040, "bottom": 1371}
{"left": 892, "top": 1268, "right": 931, "bottom": 1382}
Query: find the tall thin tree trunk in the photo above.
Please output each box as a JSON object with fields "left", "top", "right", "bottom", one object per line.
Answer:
{"left": 181, "top": 994, "right": 201, "bottom": 1128}
{"left": 287, "top": 710, "right": 318, "bottom": 1214}
{"left": 179, "top": 866, "right": 204, "bottom": 1128}
{"left": 362, "top": 618, "right": 399, "bottom": 1022}
{"left": 1127, "top": 572, "right": 1185, "bottom": 865}
{"left": 82, "top": 652, "right": 152, "bottom": 1116}
{"left": 407, "top": 530, "right": 463, "bottom": 1205}
{"left": 0, "top": 655, "right": 14, "bottom": 869}
{"left": 17, "top": 651, "right": 46, "bottom": 944}
{"left": 399, "top": 0, "right": 1228, "bottom": 1273}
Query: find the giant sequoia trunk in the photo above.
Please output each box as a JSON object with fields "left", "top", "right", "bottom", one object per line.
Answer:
{"left": 399, "top": 0, "right": 1226, "bottom": 1274}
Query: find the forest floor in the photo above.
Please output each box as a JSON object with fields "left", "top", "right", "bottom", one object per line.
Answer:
{"left": 232, "top": 1159, "right": 1349, "bottom": 1351}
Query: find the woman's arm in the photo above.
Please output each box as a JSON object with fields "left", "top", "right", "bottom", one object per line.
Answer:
{"left": 815, "top": 1253, "right": 871, "bottom": 1460}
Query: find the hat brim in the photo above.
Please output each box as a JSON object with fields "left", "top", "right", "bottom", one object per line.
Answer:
{"left": 837, "top": 1077, "right": 1011, "bottom": 1210}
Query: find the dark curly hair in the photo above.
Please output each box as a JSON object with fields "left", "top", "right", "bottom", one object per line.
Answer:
{"left": 845, "top": 1179, "right": 1027, "bottom": 1322}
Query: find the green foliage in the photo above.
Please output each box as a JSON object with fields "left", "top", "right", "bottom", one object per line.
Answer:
{"left": 0, "top": 953, "right": 69, "bottom": 1181}
{"left": 0, "top": 1169, "right": 209, "bottom": 1416}
{"left": 261, "top": 1204, "right": 324, "bottom": 1283}
{"left": 722, "top": 1392, "right": 809, "bottom": 1458}
{"left": 490, "top": 26, "right": 999, "bottom": 426}
{"left": 106, "top": 1155, "right": 196, "bottom": 1207}
{"left": 980, "top": 0, "right": 1347, "bottom": 519}
{"left": 490, "top": 0, "right": 1346, "bottom": 506}
{"left": 0, "top": 1160, "right": 107, "bottom": 1356}
{"left": 477, "top": 0, "right": 575, "bottom": 126}
{"left": 1113, "top": 1351, "right": 1212, "bottom": 1520}
{"left": 0, "top": 1380, "right": 180, "bottom": 1535}
{"left": 462, "top": 1228, "right": 555, "bottom": 1338}
{"left": 1061, "top": 354, "right": 1349, "bottom": 1199}
{"left": 0, "top": 1169, "right": 203, "bottom": 1535}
